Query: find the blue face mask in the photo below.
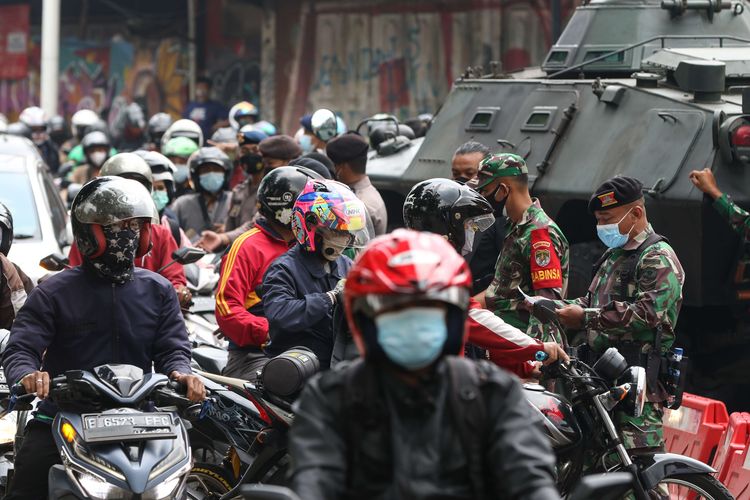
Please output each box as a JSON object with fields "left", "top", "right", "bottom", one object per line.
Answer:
{"left": 174, "top": 164, "right": 189, "bottom": 184}
{"left": 152, "top": 190, "right": 169, "bottom": 212}
{"left": 596, "top": 208, "right": 634, "bottom": 249}
{"left": 299, "top": 134, "right": 314, "bottom": 154}
{"left": 199, "top": 172, "right": 225, "bottom": 193}
{"left": 375, "top": 307, "right": 447, "bottom": 370}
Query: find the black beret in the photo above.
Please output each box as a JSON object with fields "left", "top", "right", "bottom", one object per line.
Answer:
{"left": 588, "top": 176, "right": 644, "bottom": 213}
{"left": 325, "top": 132, "right": 368, "bottom": 164}
{"left": 289, "top": 157, "right": 332, "bottom": 179}
{"left": 259, "top": 135, "right": 302, "bottom": 160}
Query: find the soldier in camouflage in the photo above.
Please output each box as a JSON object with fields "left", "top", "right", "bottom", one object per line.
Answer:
{"left": 557, "top": 176, "right": 685, "bottom": 451}
{"left": 477, "top": 153, "right": 569, "bottom": 344}
{"left": 690, "top": 167, "right": 750, "bottom": 237}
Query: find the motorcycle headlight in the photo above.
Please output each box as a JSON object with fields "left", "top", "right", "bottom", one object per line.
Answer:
{"left": 75, "top": 470, "right": 131, "bottom": 500}
{"left": 143, "top": 474, "right": 183, "bottom": 500}
{"left": 624, "top": 366, "right": 647, "bottom": 417}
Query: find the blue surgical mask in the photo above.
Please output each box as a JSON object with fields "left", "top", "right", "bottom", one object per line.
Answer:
{"left": 199, "top": 172, "right": 225, "bottom": 193}
{"left": 152, "top": 190, "right": 169, "bottom": 212}
{"left": 375, "top": 307, "right": 447, "bottom": 370}
{"left": 596, "top": 208, "right": 634, "bottom": 249}
{"left": 299, "top": 134, "right": 314, "bottom": 154}
{"left": 174, "top": 164, "right": 189, "bottom": 184}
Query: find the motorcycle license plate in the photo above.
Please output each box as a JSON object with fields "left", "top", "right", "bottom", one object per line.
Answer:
{"left": 81, "top": 412, "right": 177, "bottom": 443}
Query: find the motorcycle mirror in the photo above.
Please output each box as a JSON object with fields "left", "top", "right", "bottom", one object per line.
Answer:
{"left": 240, "top": 484, "right": 301, "bottom": 500}
{"left": 171, "top": 247, "right": 206, "bottom": 265}
{"left": 568, "top": 472, "right": 634, "bottom": 500}
{"left": 310, "top": 108, "right": 337, "bottom": 142}
{"left": 39, "top": 253, "right": 70, "bottom": 272}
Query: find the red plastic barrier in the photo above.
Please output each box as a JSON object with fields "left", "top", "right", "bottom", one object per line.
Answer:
{"left": 663, "top": 393, "right": 729, "bottom": 465}
{"left": 712, "top": 412, "right": 750, "bottom": 483}
{"left": 721, "top": 429, "right": 750, "bottom": 500}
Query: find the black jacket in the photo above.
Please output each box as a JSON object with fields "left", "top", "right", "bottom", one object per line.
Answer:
{"left": 289, "top": 357, "right": 560, "bottom": 500}
{"left": 3, "top": 264, "right": 192, "bottom": 417}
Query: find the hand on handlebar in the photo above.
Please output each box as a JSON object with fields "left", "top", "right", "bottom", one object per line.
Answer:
{"left": 176, "top": 285, "right": 193, "bottom": 308}
{"left": 541, "top": 342, "right": 570, "bottom": 365}
{"left": 556, "top": 304, "right": 584, "bottom": 329}
{"left": 170, "top": 372, "right": 206, "bottom": 402}
{"left": 21, "top": 370, "right": 50, "bottom": 399}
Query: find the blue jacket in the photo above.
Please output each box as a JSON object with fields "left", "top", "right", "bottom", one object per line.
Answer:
{"left": 262, "top": 245, "right": 352, "bottom": 368}
{"left": 3, "top": 264, "right": 192, "bottom": 416}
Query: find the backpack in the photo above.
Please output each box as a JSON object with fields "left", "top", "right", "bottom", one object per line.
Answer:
{"left": 341, "top": 357, "right": 490, "bottom": 498}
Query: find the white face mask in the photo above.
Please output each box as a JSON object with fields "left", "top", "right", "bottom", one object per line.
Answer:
{"left": 461, "top": 228, "right": 476, "bottom": 256}
{"left": 89, "top": 151, "right": 107, "bottom": 168}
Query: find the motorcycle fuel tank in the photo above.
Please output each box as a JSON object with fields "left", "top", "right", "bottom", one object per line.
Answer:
{"left": 524, "top": 383, "right": 582, "bottom": 451}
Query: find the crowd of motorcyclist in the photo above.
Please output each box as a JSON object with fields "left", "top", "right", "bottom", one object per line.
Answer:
{"left": 0, "top": 87, "right": 741, "bottom": 499}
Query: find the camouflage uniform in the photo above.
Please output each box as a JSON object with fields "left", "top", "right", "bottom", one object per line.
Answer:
{"left": 713, "top": 193, "right": 750, "bottom": 238}
{"left": 568, "top": 224, "right": 685, "bottom": 449}
{"left": 485, "top": 200, "right": 569, "bottom": 344}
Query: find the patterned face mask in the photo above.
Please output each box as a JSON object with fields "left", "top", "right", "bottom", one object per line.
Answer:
{"left": 90, "top": 223, "right": 140, "bottom": 283}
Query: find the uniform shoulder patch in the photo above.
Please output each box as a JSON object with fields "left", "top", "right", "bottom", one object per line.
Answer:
{"left": 529, "top": 227, "right": 563, "bottom": 290}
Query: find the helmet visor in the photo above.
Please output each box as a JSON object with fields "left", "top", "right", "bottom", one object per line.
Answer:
{"left": 318, "top": 225, "right": 370, "bottom": 250}
{"left": 465, "top": 213, "right": 495, "bottom": 234}
{"left": 73, "top": 177, "right": 158, "bottom": 225}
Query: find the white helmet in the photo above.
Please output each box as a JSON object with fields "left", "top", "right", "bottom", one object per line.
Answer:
{"left": 71, "top": 109, "right": 100, "bottom": 139}
{"left": 19, "top": 106, "right": 47, "bottom": 129}
{"left": 0, "top": 113, "right": 7, "bottom": 133}
{"left": 161, "top": 119, "right": 203, "bottom": 149}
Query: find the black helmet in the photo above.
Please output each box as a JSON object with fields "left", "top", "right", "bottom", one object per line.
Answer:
{"left": 403, "top": 178, "right": 495, "bottom": 254}
{"left": 147, "top": 113, "right": 173, "bottom": 143}
{"left": 0, "top": 202, "right": 13, "bottom": 256}
{"left": 71, "top": 176, "right": 156, "bottom": 259}
{"left": 100, "top": 152, "right": 154, "bottom": 192}
{"left": 188, "top": 147, "right": 232, "bottom": 193}
{"left": 257, "top": 166, "right": 322, "bottom": 228}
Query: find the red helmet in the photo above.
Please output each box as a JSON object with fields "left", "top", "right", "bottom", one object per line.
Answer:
{"left": 344, "top": 229, "right": 472, "bottom": 361}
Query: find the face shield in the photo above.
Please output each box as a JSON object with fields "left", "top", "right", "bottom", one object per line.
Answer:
{"left": 460, "top": 213, "right": 495, "bottom": 256}
{"left": 318, "top": 224, "right": 370, "bottom": 261}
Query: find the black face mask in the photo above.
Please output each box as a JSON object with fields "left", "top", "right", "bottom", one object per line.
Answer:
{"left": 487, "top": 183, "right": 508, "bottom": 214}
{"left": 90, "top": 225, "right": 139, "bottom": 284}
{"left": 240, "top": 153, "right": 264, "bottom": 175}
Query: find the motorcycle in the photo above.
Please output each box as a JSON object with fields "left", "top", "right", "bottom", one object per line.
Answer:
{"left": 187, "top": 348, "right": 320, "bottom": 499}
{"left": 524, "top": 297, "right": 731, "bottom": 499}
{"left": 0, "top": 329, "right": 27, "bottom": 496}
{"left": 5, "top": 364, "right": 203, "bottom": 499}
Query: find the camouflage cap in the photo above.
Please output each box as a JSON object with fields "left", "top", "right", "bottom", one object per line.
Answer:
{"left": 476, "top": 153, "right": 528, "bottom": 189}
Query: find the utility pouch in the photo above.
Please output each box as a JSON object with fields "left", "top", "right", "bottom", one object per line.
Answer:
{"left": 659, "top": 350, "right": 688, "bottom": 410}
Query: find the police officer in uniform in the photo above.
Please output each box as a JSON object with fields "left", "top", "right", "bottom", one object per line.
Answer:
{"left": 556, "top": 176, "right": 685, "bottom": 452}
{"left": 478, "top": 153, "right": 569, "bottom": 344}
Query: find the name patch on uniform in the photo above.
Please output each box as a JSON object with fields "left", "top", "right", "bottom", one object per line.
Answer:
{"left": 597, "top": 191, "right": 617, "bottom": 207}
{"left": 529, "top": 228, "right": 563, "bottom": 290}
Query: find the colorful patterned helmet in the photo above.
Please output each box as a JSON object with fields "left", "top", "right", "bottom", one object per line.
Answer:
{"left": 476, "top": 152, "right": 528, "bottom": 189}
{"left": 291, "top": 179, "right": 369, "bottom": 253}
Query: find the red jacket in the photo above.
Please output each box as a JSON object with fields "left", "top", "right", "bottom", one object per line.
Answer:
{"left": 466, "top": 298, "right": 542, "bottom": 377}
{"left": 68, "top": 223, "right": 186, "bottom": 289}
{"left": 215, "top": 221, "right": 289, "bottom": 348}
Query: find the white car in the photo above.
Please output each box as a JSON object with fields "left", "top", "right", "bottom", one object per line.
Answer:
{"left": 0, "top": 134, "right": 72, "bottom": 283}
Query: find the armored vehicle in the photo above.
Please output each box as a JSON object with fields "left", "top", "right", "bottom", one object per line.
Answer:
{"left": 368, "top": 0, "right": 750, "bottom": 410}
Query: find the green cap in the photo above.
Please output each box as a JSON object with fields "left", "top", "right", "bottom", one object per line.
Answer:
{"left": 476, "top": 153, "right": 528, "bottom": 189}
{"left": 162, "top": 136, "right": 199, "bottom": 158}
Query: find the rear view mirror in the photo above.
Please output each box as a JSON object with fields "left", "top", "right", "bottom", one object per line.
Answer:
{"left": 39, "top": 253, "right": 70, "bottom": 272}
{"left": 240, "top": 485, "right": 301, "bottom": 500}
{"left": 568, "top": 472, "right": 634, "bottom": 500}
{"left": 171, "top": 247, "right": 206, "bottom": 265}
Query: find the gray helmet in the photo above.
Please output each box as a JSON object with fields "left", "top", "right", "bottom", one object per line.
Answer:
{"left": 81, "top": 131, "right": 110, "bottom": 151}
{"left": 161, "top": 119, "right": 203, "bottom": 149}
{"left": 100, "top": 152, "right": 154, "bottom": 192}
{"left": 6, "top": 122, "right": 30, "bottom": 138}
{"left": 71, "top": 176, "right": 156, "bottom": 258}
{"left": 148, "top": 112, "right": 173, "bottom": 142}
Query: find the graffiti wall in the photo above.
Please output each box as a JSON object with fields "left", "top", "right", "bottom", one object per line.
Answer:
{"left": 274, "top": 0, "right": 579, "bottom": 134}
{"left": 0, "top": 33, "right": 188, "bottom": 122}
